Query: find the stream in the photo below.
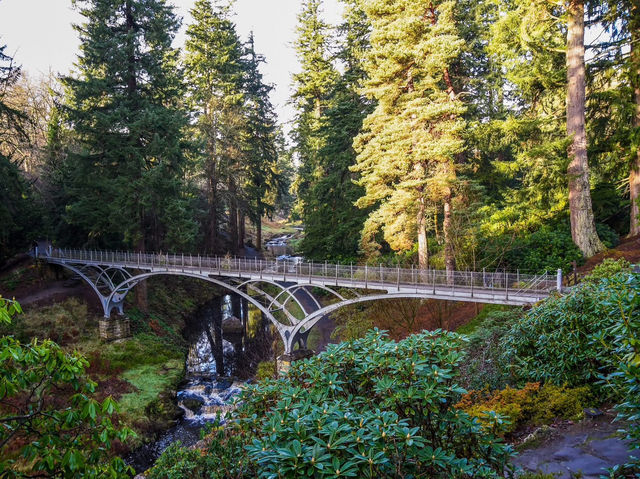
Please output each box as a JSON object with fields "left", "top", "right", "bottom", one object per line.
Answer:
{"left": 127, "top": 294, "right": 274, "bottom": 473}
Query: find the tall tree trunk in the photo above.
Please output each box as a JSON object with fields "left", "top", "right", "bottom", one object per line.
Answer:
{"left": 238, "top": 210, "right": 245, "bottom": 250}
{"left": 209, "top": 188, "right": 218, "bottom": 252}
{"left": 229, "top": 180, "right": 238, "bottom": 255}
{"left": 208, "top": 158, "right": 218, "bottom": 252}
{"left": 135, "top": 236, "right": 148, "bottom": 313}
{"left": 629, "top": 5, "right": 640, "bottom": 236}
{"left": 443, "top": 192, "right": 456, "bottom": 282}
{"left": 417, "top": 198, "right": 429, "bottom": 269}
{"left": 566, "top": 0, "right": 604, "bottom": 256}
{"left": 256, "top": 214, "right": 262, "bottom": 252}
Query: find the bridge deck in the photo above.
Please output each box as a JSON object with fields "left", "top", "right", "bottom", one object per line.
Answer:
{"left": 38, "top": 248, "right": 557, "bottom": 306}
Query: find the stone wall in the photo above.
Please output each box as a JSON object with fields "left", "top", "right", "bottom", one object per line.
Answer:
{"left": 99, "top": 318, "right": 131, "bottom": 341}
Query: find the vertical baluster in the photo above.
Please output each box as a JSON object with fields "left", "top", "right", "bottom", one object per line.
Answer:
{"left": 365, "top": 264, "right": 368, "bottom": 289}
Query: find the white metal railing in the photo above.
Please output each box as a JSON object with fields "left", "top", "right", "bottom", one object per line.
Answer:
{"left": 37, "top": 248, "right": 558, "bottom": 296}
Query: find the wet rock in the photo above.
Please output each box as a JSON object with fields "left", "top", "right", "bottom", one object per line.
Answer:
{"left": 552, "top": 446, "right": 582, "bottom": 461}
{"left": 181, "top": 398, "right": 204, "bottom": 414}
{"left": 589, "top": 438, "right": 634, "bottom": 464}
{"left": 563, "top": 454, "right": 610, "bottom": 476}
{"left": 214, "top": 379, "right": 233, "bottom": 390}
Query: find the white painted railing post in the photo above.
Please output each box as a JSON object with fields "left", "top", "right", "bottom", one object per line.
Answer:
{"left": 471, "top": 271, "right": 474, "bottom": 298}
{"left": 557, "top": 269, "right": 562, "bottom": 292}
{"left": 505, "top": 270, "right": 509, "bottom": 300}
{"left": 432, "top": 269, "right": 436, "bottom": 294}
{"left": 396, "top": 265, "right": 400, "bottom": 291}
{"left": 365, "top": 265, "right": 368, "bottom": 289}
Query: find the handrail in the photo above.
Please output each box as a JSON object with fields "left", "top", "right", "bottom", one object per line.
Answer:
{"left": 36, "top": 247, "right": 557, "bottom": 296}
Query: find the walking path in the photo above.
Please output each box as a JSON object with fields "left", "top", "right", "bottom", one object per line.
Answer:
{"left": 513, "top": 413, "right": 636, "bottom": 478}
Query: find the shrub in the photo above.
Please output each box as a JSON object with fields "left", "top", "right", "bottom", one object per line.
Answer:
{"left": 456, "top": 383, "right": 591, "bottom": 435}
{"left": 583, "top": 257, "right": 631, "bottom": 284}
{"left": 152, "top": 329, "right": 515, "bottom": 478}
{"left": 502, "top": 227, "right": 584, "bottom": 274}
{"left": 255, "top": 360, "right": 276, "bottom": 380}
{"left": 503, "top": 283, "right": 619, "bottom": 391}
{"left": 458, "top": 309, "right": 517, "bottom": 391}
{"left": 599, "top": 274, "right": 640, "bottom": 476}
{"left": 240, "top": 329, "right": 514, "bottom": 478}
{"left": 595, "top": 222, "right": 619, "bottom": 249}
{"left": 0, "top": 298, "right": 134, "bottom": 477}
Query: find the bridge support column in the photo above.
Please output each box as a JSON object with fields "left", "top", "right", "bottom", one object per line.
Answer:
{"left": 276, "top": 349, "right": 315, "bottom": 375}
{"left": 99, "top": 317, "right": 131, "bottom": 341}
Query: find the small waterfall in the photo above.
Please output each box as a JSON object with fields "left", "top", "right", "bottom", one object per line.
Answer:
{"left": 126, "top": 293, "right": 273, "bottom": 473}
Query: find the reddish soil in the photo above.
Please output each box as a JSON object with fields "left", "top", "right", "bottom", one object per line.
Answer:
{"left": 578, "top": 234, "right": 640, "bottom": 274}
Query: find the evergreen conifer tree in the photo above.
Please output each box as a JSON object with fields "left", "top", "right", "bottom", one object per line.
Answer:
{"left": 298, "top": 0, "right": 372, "bottom": 261}
{"left": 243, "top": 32, "right": 280, "bottom": 251}
{"left": 63, "top": 0, "right": 193, "bottom": 253}
{"left": 352, "top": 0, "right": 465, "bottom": 270}
{"left": 184, "top": 0, "right": 249, "bottom": 254}
{"left": 291, "top": 0, "right": 339, "bottom": 218}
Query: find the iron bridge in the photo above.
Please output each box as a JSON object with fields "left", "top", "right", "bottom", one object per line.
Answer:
{"left": 32, "top": 245, "right": 560, "bottom": 354}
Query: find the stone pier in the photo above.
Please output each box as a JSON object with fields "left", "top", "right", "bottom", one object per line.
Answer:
{"left": 99, "top": 317, "right": 131, "bottom": 341}
{"left": 277, "top": 349, "right": 315, "bottom": 375}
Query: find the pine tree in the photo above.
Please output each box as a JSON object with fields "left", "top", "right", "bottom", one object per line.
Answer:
{"left": 291, "top": 0, "right": 339, "bottom": 217}
{"left": 63, "top": 0, "right": 192, "bottom": 249}
{"left": 489, "top": 0, "right": 604, "bottom": 256}
{"left": 243, "top": 32, "right": 280, "bottom": 251}
{"left": 352, "top": 0, "right": 465, "bottom": 270}
{"left": 298, "top": 0, "right": 372, "bottom": 261}
{"left": 566, "top": 0, "right": 604, "bottom": 256}
{"left": 184, "top": 0, "right": 248, "bottom": 253}
{"left": 63, "top": 0, "right": 193, "bottom": 310}
{"left": 0, "top": 44, "right": 36, "bottom": 265}
{"left": 624, "top": 1, "right": 640, "bottom": 235}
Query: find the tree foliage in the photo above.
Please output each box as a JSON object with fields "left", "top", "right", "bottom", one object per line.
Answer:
{"left": 0, "top": 298, "right": 134, "bottom": 477}
{"left": 62, "top": 0, "right": 195, "bottom": 252}
{"left": 150, "top": 329, "right": 514, "bottom": 478}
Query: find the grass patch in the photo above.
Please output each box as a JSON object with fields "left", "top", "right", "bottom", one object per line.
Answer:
{"left": 2, "top": 298, "right": 93, "bottom": 345}
{"left": 456, "top": 304, "right": 515, "bottom": 335}
{"left": 82, "top": 333, "right": 183, "bottom": 372}
{"left": 118, "top": 359, "right": 184, "bottom": 417}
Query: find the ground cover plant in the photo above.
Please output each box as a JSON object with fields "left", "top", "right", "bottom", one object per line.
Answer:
{"left": 149, "top": 329, "right": 514, "bottom": 478}
{"left": 456, "top": 382, "right": 592, "bottom": 435}
{"left": 0, "top": 298, "right": 134, "bottom": 477}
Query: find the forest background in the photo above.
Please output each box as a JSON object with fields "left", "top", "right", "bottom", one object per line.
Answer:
{"left": 1, "top": 0, "right": 639, "bottom": 290}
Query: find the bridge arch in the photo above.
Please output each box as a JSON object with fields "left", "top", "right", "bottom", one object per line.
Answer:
{"left": 54, "top": 262, "right": 110, "bottom": 306}
{"left": 104, "top": 271, "right": 292, "bottom": 340}
{"left": 235, "top": 278, "right": 314, "bottom": 324}
{"left": 287, "top": 292, "right": 473, "bottom": 344}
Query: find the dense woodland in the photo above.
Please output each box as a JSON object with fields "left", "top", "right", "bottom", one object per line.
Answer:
{"left": 1, "top": 0, "right": 639, "bottom": 276}
{"left": 2, "top": 1, "right": 640, "bottom": 477}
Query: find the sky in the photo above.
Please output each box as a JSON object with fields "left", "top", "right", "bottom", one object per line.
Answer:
{"left": 0, "top": 0, "right": 343, "bottom": 129}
